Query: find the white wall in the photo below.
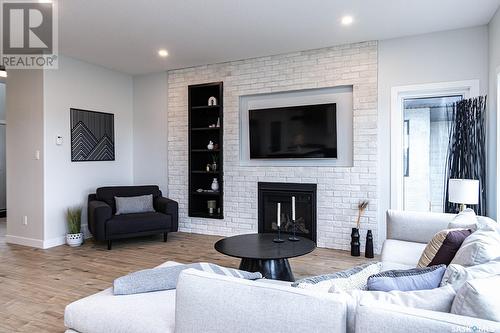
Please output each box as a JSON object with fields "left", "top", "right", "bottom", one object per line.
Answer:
{"left": 132, "top": 72, "right": 168, "bottom": 193}
{"left": 378, "top": 26, "right": 490, "bottom": 239}
{"left": 490, "top": 8, "right": 500, "bottom": 219}
{"left": 167, "top": 42, "right": 379, "bottom": 252}
{"left": 6, "top": 70, "right": 45, "bottom": 247}
{"left": 43, "top": 56, "right": 134, "bottom": 245}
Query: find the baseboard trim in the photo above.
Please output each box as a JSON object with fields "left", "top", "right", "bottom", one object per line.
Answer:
{"left": 6, "top": 235, "right": 44, "bottom": 248}
{"left": 7, "top": 225, "right": 93, "bottom": 249}
{"left": 43, "top": 224, "right": 92, "bottom": 249}
{"left": 43, "top": 236, "right": 66, "bottom": 249}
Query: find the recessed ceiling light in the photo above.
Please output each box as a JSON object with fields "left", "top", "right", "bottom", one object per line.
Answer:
{"left": 158, "top": 49, "right": 169, "bottom": 57}
{"left": 341, "top": 16, "right": 354, "bottom": 26}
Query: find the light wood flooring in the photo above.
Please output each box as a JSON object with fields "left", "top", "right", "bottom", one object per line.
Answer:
{"left": 0, "top": 220, "right": 374, "bottom": 332}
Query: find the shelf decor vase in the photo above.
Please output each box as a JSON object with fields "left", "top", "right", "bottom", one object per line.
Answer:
{"left": 211, "top": 178, "right": 219, "bottom": 192}
{"left": 351, "top": 228, "right": 360, "bottom": 257}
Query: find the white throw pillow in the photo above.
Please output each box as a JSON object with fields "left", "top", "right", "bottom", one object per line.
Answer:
{"left": 441, "top": 260, "right": 500, "bottom": 289}
{"left": 295, "top": 263, "right": 381, "bottom": 293}
{"left": 327, "top": 263, "right": 381, "bottom": 293}
{"left": 451, "top": 275, "right": 500, "bottom": 321}
{"left": 451, "top": 229, "right": 500, "bottom": 266}
{"left": 448, "top": 209, "right": 478, "bottom": 231}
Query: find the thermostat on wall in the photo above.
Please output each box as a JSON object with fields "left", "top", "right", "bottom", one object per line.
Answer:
{"left": 56, "top": 135, "right": 63, "bottom": 145}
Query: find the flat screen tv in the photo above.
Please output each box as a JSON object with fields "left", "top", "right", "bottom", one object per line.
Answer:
{"left": 249, "top": 103, "right": 337, "bottom": 159}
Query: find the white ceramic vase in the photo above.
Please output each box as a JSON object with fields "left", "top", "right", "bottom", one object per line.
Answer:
{"left": 66, "top": 233, "right": 83, "bottom": 247}
{"left": 207, "top": 141, "right": 214, "bottom": 150}
{"left": 211, "top": 178, "right": 219, "bottom": 192}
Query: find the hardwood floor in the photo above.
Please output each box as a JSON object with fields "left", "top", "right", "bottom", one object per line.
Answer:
{"left": 0, "top": 220, "right": 375, "bottom": 332}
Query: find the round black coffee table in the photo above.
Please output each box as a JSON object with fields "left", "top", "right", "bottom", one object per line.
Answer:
{"left": 214, "top": 233, "right": 316, "bottom": 282}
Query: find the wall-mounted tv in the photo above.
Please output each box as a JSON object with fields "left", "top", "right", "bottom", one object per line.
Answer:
{"left": 249, "top": 103, "right": 337, "bottom": 159}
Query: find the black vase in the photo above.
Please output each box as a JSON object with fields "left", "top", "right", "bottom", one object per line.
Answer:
{"left": 365, "top": 230, "right": 374, "bottom": 258}
{"left": 351, "top": 228, "right": 360, "bottom": 257}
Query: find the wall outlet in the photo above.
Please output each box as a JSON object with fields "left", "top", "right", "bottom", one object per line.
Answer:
{"left": 22, "top": 216, "right": 28, "bottom": 226}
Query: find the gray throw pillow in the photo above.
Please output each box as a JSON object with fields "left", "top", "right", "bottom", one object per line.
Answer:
{"left": 113, "top": 262, "right": 262, "bottom": 295}
{"left": 451, "top": 275, "right": 500, "bottom": 321}
{"left": 115, "top": 194, "right": 155, "bottom": 215}
{"left": 367, "top": 265, "right": 446, "bottom": 292}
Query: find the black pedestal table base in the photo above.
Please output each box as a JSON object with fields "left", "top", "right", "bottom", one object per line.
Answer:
{"left": 239, "top": 258, "right": 294, "bottom": 282}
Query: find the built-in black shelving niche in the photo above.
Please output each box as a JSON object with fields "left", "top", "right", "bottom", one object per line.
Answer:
{"left": 188, "top": 82, "right": 223, "bottom": 219}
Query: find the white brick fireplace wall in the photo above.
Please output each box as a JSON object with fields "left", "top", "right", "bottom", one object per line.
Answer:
{"left": 167, "top": 41, "right": 378, "bottom": 251}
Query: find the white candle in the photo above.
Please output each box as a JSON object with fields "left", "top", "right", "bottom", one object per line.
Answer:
{"left": 277, "top": 203, "right": 281, "bottom": 227}
{"left": 292, "top": 196, "right": 296, "bottom": 220}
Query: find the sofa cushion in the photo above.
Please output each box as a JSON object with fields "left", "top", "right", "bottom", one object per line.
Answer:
{"left": 115, "top": 194, "right": 155, "bottom": 215}
{"left": 441, "top": 260, "right": 500, "bottom": 289}
{"left": 380, "top": 239, "right": 427, "bottom": 267}
{"left": 450, "top": 229, "right": 500, "bottom": 266}
{"left": 367, "top": 265, "right": 446, "bottom": 292}
{"left": 96, "top": 186, "right": 161, "bottom": 213}
{"left": 345, "top": 285, "right": 456, "bottom": 333}
{"left": 106, "top": 212, "right": 171, "bottom": 235}
{"left": 417, "top": 229, "right": 471, "bottom": 267}
{"left": 451, "top": 275, "right": 500, "bottom": 321}
{"left": 64, "top": 261, "right": 180, "bottom": 333}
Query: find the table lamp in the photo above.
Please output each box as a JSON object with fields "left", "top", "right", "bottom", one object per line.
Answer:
{"left": 448, "top": 179, "right": 479, "bottom": 212}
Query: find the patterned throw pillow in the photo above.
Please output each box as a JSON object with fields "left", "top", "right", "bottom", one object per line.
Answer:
{"left": 417, "top": 229, "right": 471, "bottom": 267}
{"left": 115, "top": 194, "right": 155, "bottom": 215}
{"left": 366, "top": 265, "right": 446, "bottom": 292}
{"left": 292, "top": 262, "right": 381, "bottom": 293}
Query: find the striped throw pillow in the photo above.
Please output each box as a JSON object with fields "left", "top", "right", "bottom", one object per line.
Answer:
{"left": 417, "top": 229, "right": 471, "bottom": 268}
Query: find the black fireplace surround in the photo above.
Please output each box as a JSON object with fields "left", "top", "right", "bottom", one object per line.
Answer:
{"left": 258, "top": 182, "right": 317, "bottom": 242}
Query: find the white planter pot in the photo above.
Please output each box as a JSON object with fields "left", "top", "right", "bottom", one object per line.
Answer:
{"left": 66, "top": 233, "right": 83, "bottom": 247}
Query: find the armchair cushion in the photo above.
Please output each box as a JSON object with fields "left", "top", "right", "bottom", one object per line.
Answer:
{"left": 106, "top": 212, "right": 171, "bottom": 236}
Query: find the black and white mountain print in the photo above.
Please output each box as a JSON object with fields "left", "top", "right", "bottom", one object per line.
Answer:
{"left": 71, "top": 109, "right": 115, "bottom": 161}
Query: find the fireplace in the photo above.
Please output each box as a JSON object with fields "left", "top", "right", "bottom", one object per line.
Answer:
{"left": 258, "top": 182, "right": 317, "bottom": 242}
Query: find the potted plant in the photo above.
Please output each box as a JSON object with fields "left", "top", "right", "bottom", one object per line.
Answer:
{"left": 211, "top": 153, "right": 218, "bottom": 172}
{"left": 66, "top": 207, "right": 83, "bottom": 247}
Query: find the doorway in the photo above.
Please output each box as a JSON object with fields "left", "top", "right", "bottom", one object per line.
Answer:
{"left": 391, "top": 80, "right": 479, "bottom": 211}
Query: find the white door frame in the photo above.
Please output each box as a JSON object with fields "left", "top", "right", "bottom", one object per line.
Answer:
{"left": 497, "top": 67, "right": 500, "bottom": 218}
{"left": 390, "top": 80, "right": 479, "bottom": 210}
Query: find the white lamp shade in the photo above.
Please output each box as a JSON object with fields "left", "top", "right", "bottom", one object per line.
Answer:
{"left": 448, "top": 179, "right": 479, "bottom": 205}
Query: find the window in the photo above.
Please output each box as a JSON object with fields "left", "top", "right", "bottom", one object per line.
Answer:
{"left": 402, "top": 95, "right": 462, "bottom": 212}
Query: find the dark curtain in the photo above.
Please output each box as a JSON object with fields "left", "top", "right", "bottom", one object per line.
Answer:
{"left": 443, "top": 96, "right": 487, "bottom": 215}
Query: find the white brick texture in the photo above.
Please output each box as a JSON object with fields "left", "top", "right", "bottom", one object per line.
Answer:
{"left": 167, "top": 41, "right": 378, "bottom": 251}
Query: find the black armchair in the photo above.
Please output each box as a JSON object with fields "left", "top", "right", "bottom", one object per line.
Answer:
{"left": 87, "top": 185, "right": 179, "bottom": 250}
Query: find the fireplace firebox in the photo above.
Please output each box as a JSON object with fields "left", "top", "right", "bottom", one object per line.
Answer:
{"left": 258, "top": 182, "right": 317, "bottom": 242}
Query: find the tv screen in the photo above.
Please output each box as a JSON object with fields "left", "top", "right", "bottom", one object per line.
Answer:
{"left": 249, "top": 103, "right": 337, "bottom": 159}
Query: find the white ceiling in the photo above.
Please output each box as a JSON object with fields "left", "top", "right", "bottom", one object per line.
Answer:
{"left": 58, "top": 0, "right": 500, "bottom": 75}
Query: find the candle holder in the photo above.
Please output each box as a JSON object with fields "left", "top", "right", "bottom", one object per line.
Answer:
{"left": 288, "top": 219, "right": 300, "bottom": 242}
{"left": 273, "top": 226, "right": 285, "bottom": 243}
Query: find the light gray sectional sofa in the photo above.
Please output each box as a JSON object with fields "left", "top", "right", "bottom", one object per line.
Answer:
{"left": 65, "top": 210, "right": 500, "bottom": 333}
